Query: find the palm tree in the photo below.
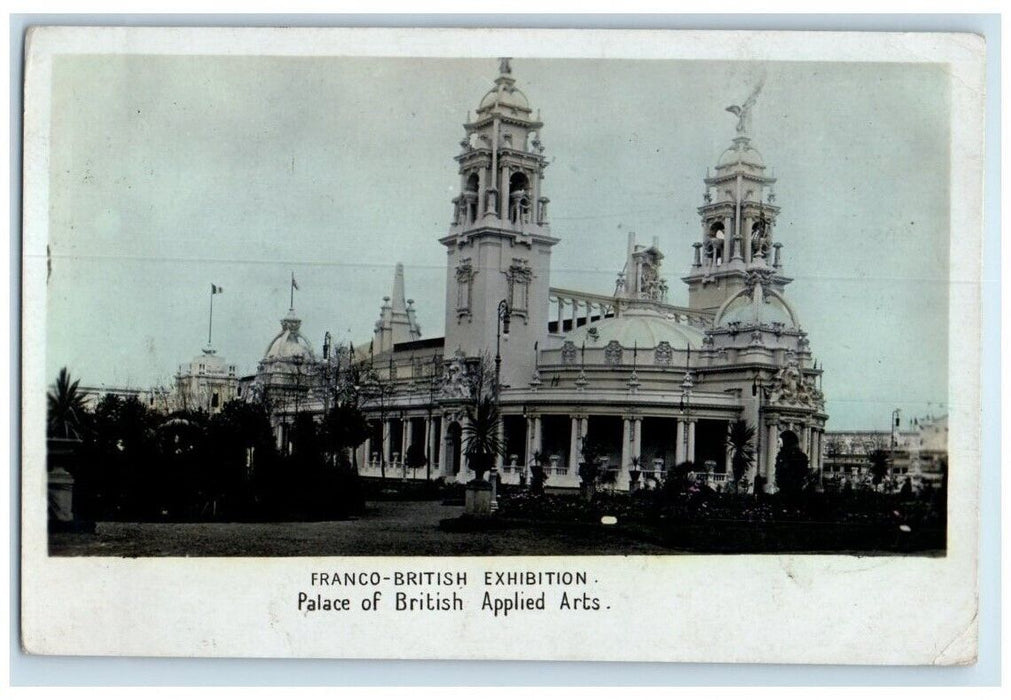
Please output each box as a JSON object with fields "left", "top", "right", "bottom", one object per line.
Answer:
{"left": 461, "top": 394, "right": 504, "bottom": 482}
{"left": 47, "top": 367, "right": 87, "bottom": 439}
{"left": 726, "top": 420, "right": 756, "bottom": 488}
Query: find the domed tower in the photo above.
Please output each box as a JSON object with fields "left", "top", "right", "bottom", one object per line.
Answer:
{"left": 254, "top": 307, "right": 318, "bottom": 403}
{"left": 440, "top": 58, "right": 558, "bottom": 390}
{"left": 687, "top": 88, "right": 828, "bottom": 491}
{"left": 683, "top": 84, "right": 789, "bottom": 313}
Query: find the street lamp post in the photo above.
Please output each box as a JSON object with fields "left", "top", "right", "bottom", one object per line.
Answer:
{"left": 491, "top": 299, "right": 511, "bottom": 510}
{"left": 752, "top": 373, "right": 772, "bottom": 493}
{"left": 679, "top": 366, "right": 693, "bottom": 470}
{"left": 890, "top": 408, "right": 901, "bottom": 484}
{"left": 495, "top": 299, "right": 511, "bottom": 393}
{"left": 426, "top": 353, "right": 440, "bottom": 482}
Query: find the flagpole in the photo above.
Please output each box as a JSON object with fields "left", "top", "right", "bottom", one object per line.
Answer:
{"left": 208, "top": 284, "right": 214, "bottom": 348}
{"left": 290, "top": 272, "right": 295, "bottom": 310}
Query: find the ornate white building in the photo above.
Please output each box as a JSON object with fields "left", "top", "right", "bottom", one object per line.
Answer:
{"left": 328, "top": 59, "right": 830, "bottom": 492}
{"left": 174, "top": 347, "right": 239, "bottom": 414}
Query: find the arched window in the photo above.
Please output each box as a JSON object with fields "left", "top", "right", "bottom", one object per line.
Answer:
{"left": 752, "top": 218, "right": 770, "bottom": 258}
{"left": 509, "top": 172, "right": 531, "bottom": 224}
{"left": 464, "top": 173, "right": 479, "bottom": 223}
{"left": 705, "top": 221, "right": 726, "bottom": 264}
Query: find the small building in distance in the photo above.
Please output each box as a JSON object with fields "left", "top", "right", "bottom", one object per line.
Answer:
{"left": 173, "top": 346, "right": 239, "bottom": 414}
{"left": 821, "top": 413, "right": 948, "bottom": 491}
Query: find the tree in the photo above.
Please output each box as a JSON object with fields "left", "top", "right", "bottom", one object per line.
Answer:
{"left": 775, "top": 432, "right": 810, "bottom": 497}
{"left": 323, "top": 402, "right": 369, "bottom": 469}
{"left": 868, "top": 449, "right": 890, "bottom": 486}
{"left": 47, "top": 367, "right": 88, "bottom": 439}
{"left": 462, "top": 394, "right": 504, "bottom": 482}
{"left": 725, "top": 420, "right": 756, "bottom": 488}
{"left": 577, "top": 439, "right": 606, "bottom": 485}
{"left": 529, "top": 450, "right": 548, "bottom": 494}
{"left": 404, "top": 442, "right": 428, "bottom": 474}
{"left": 79, "top": 394, "right": 160, "bottom": 518}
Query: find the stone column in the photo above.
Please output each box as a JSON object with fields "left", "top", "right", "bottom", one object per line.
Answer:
{"left": 438, "top": 416, "right": 449, "bottom": 479}
{"left": 632, "top": 418, "right": 643, "bottom": 468}
{"left": 724, "top": 421, "right": 734, "bottom": 475}
{"left": 571, "top": 299, "right": 579, "bottom": 329}
{"left": 743, "top": 215, "right": 753, "bottom": 263}
{"left": 401, "top": 419, "right": 410, "bottom": 477}
{"left": 501, "top": 164, "right": 511, "bottom": 219}
{"left": 524, "top": 416, "right": 534, "bottom": 472}
{"left": 382, "top": 420, "right": 392, "bottom": 470}
{"left": 811, "top": 429, "right": 821, "bottom": 473}
{"left": 674, "top": 419, "right": 685, "bottom": 464}
{"left": 458, "top": 414, "right": 472, "bottom": 484}
{"left": 619, "top": 417, "right": 632, "bottom": 491}
{"left": 766, "top": 422, "right": 779, "bottom": 492}
{"left": 477, "top": 166, "right": 487, "bottom": 218}
{"left": 532, "top": 415, "right": 543, "bottom": 459}
{"left": 424, "top": 417, "right": 433, "bottom": 478}
{"left": 362, "top": 436, "right": 372, "bottom": 471}
{"left": 687, "top": 419, "right": 697, "bottom": 465}
{"left": 568, "top": 416, "right": 580, "bottom": 476}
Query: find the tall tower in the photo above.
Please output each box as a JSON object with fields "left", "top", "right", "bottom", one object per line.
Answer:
{"left": 683, "top": 86, "right": 790, "bottom": 312}
{"left": 440, "top": 58, "right": 558, "bottom": 389}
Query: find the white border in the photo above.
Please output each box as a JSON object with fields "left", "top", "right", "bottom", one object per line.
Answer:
{"left": 19, "top": 26, "right": 986, "bottom": 666}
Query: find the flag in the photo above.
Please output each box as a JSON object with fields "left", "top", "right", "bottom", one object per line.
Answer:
{"left": 211, "top": 284, "right": 223, "bottom": 294}
{"left": 291, "top": 273, "right": 299, "bottom": 291}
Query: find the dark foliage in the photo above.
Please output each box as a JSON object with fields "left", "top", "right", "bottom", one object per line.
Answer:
{"left": 726, "top": 420, "right": 756, "bottom": 484}
{"left": 47, "top": 367, "right": 88, "bottom": 439}
{"left": 57, "top": 374, "right": 364, "bottom": 522}
{"left": 405, "top": 443, "right": 428, "bottom": 472}
{"left": 868, "top": 449, "right": 890, "bottom": 486}
{"left": 462, "top": 395, "right": 504, "bottom": 482}
{"left": 774, "top": 434, "right": 810, "bottom": 497}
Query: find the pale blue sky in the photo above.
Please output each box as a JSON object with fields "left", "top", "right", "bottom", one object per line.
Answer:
{"left": 45, "top": 56, "right": 950, "bottom": 430}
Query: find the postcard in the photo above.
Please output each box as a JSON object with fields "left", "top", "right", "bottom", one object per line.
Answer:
{"left": 21, "top": 26, "right": 984, "bottom": 663}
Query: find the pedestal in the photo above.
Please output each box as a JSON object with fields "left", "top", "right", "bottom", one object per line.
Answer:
{"left": 464, "top": 480, "right": 493, "bottom": 516}
{"left": 48, "top": 467, "right": 75, "bottom": 523}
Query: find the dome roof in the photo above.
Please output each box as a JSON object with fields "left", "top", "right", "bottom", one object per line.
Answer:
{"left": 717, "top": 138, "right": 765, "bottom": 169}
{"left": 478, "top": 82, "right": 530, "bottom": 113}
{"left": 263, "top": 310, "right": 315, "bottom": 362}
{"left": 716, "top": 285, "right": 798, "bottom": 328}
{"left": 564, "top": 307, "right": 705, "bottom": 350}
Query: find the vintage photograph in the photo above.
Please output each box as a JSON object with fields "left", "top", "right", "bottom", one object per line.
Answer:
{"left": 40, "top": 48, "right": 956, "bottom": 557}
{"left": 20, "top": 26, "right": 985, "bottom": 664}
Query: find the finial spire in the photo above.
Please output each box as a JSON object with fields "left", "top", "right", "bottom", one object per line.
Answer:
{"left": 499, "top": 57, "right": 512, "bottom": 75}
{"left": 391, "top": 262, "right": 407, "bottom": 315}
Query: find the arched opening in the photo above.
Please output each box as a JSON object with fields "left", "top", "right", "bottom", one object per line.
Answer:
{"left": 446, "top": 421, "right": 462, "bottom": 476}
{"left": 775, "top": 429, "right": 809, "bottom": 495}
{"left": 779, "top": 429, "right": 799, "bottom": 449}
{"left": 706, "top": 221, "right": 726, "bottom": 264}
{"left": 509, "top": 172, "right": 531, "bottom": 224}
{"left": 751, "top": 218, "right": 770, "bottom": 258}
{"left": 464, "top": 173, "right": 479, "bottom": 223}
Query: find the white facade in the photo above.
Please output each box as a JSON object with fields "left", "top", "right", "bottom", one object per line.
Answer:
{"left": 173, "top": 348, "right": 239, "bottom": 414}
{"left": 347, "top": 59, "right": 829, "bottom": 493}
